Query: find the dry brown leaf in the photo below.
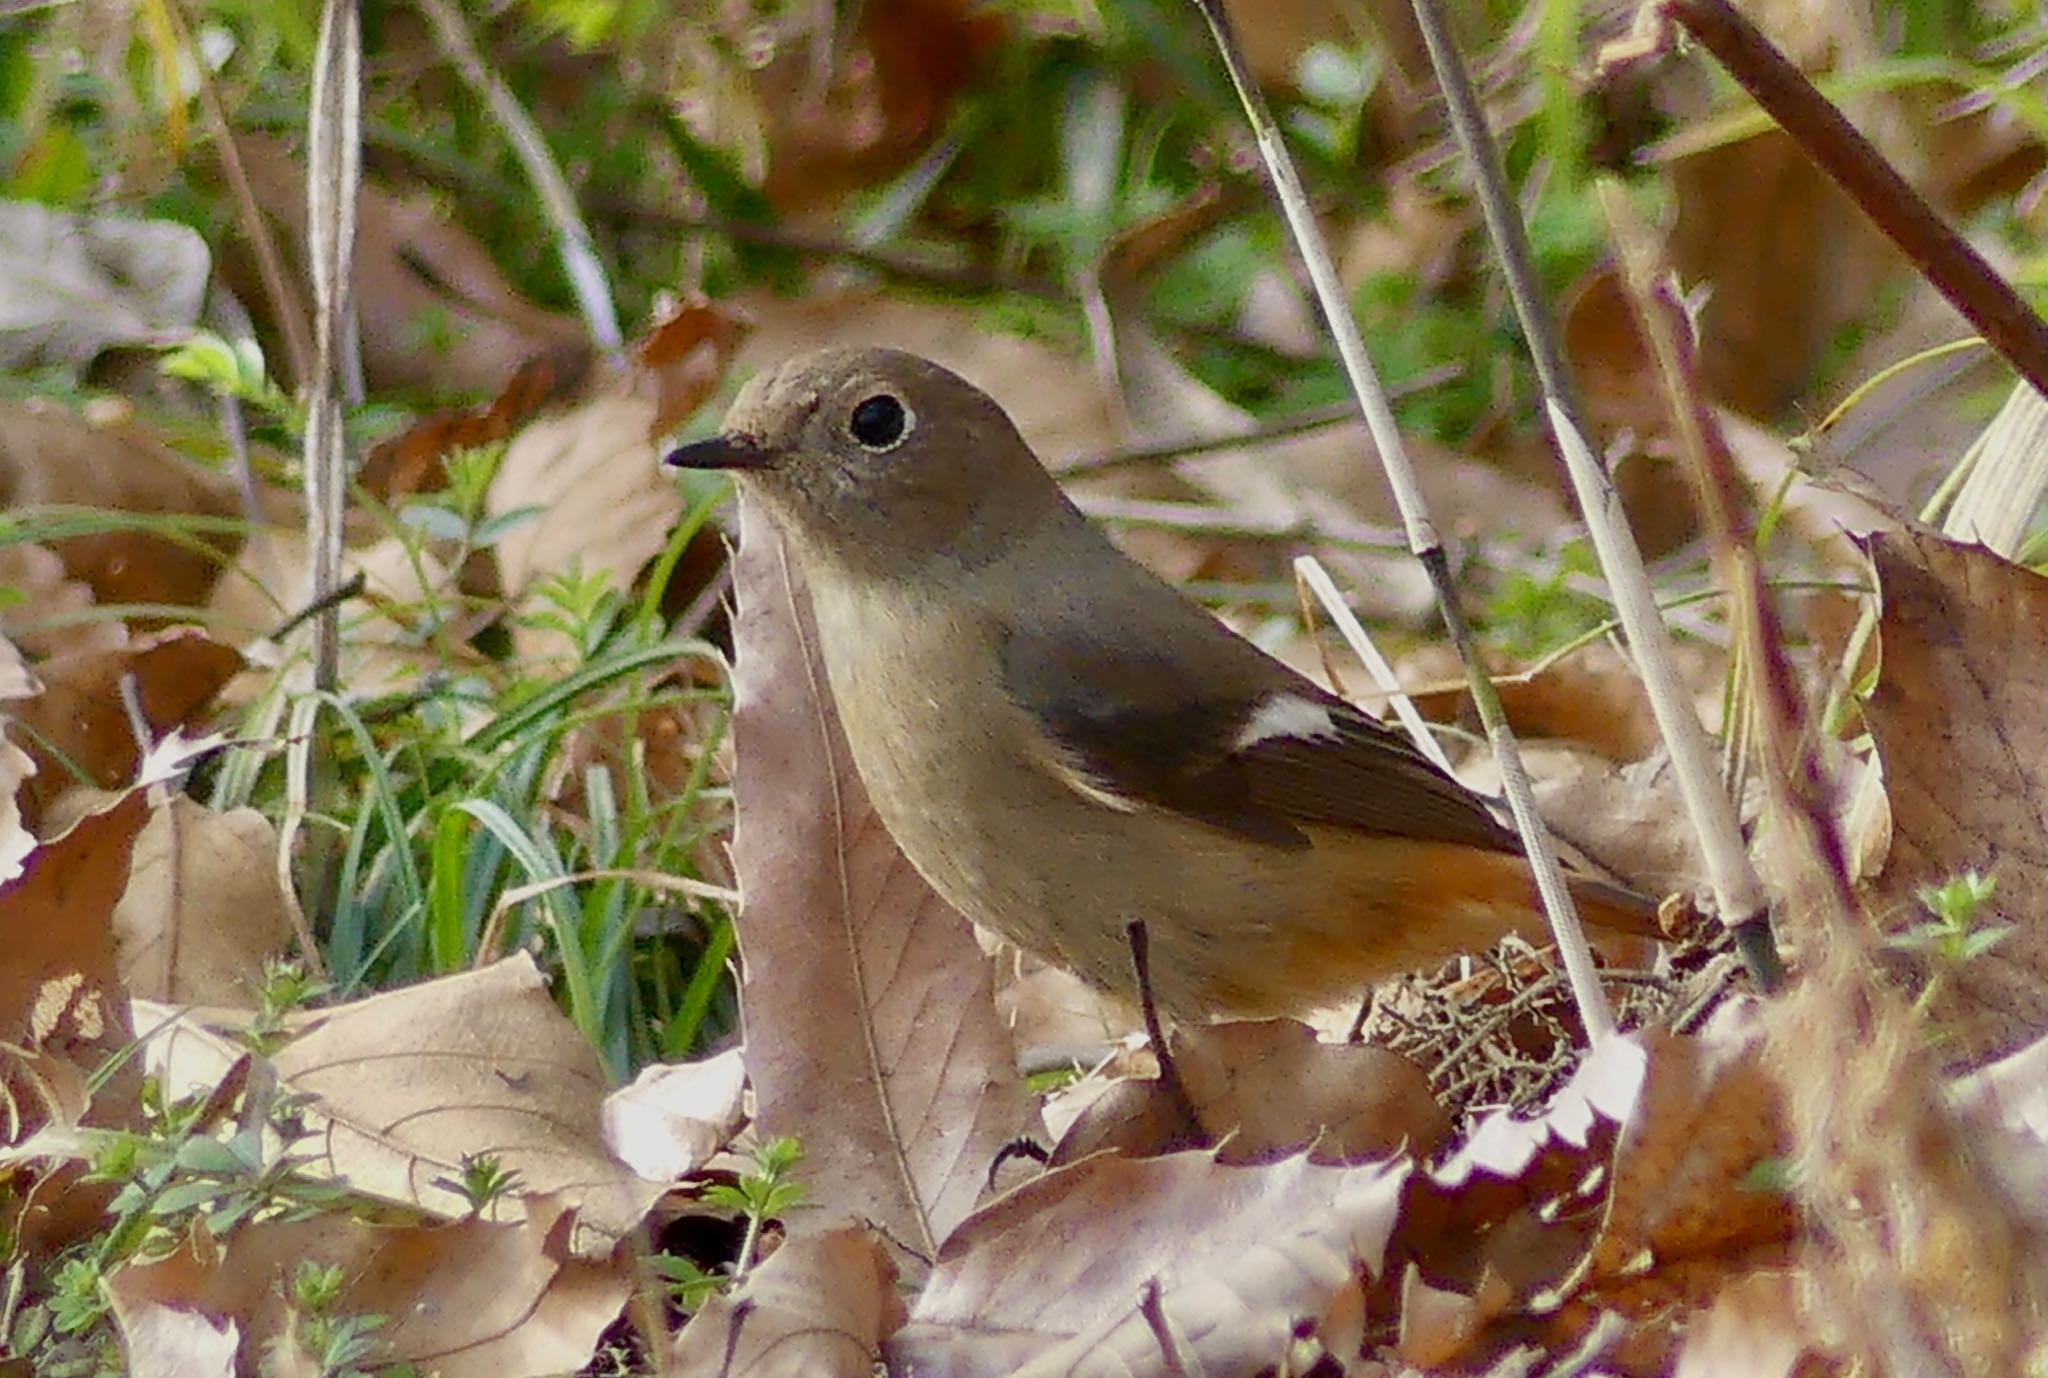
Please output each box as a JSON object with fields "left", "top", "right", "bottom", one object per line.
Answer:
{"left": 728, "top": 497, "right": 1041, "bottom": 1262}
{"left": 1436, "top": 1028, "right": 1647, "bottom": 1190}
{"left": 359, "top": 346, "right": 591, "bottom": 500}
{"left": 1529, "top": 748, "right": 1705, "bottom": 899}
{"left": 600, "top": 1046, "right": 745, "bottom": 1182}
{"left": 9, "top": 628, "right": 241, "bottom": 830}
{"left": 1052, "top": 1018, "right": 1449, "bottom": 1167}
{"left": 0, "top": 634, "right": 39, "bottom": 889}
{"left": 995, "top": 952, "right": 1137, "bottom": 1072}
{"left": 0, "top": 542, "right": 127, "bottom": 660}
{"left": 894, "top": 1151, "right": 1409, "bottom": 1378}
{"left": 227, "top": 138, "right": 586, "bottom": 395}
{"left": 107, "top": 1194, "right": 629, "bottom": 1378}
{"left": 0, "top": 789, "right": 146, "bottom": 1057}
{"left": 1666, "top": 129, "right": 1898, "bottom": 419}
{"left": 669, "top": 1225, "right": 905, "bottom": 1377}
{"left": 267, "top": 955, "right": 663, "bottom": 1254}
{"left": 1671, "top": 1268, "right": 1822, "bottom": 1378}
{"left": 753, "top": 0, "right": 1001, "bottom": 216}
{"left": 487, "top": 302, "right": 744, "bottom": 661}
{"left": 0, "top": 787, "right": 149, "bottom": 1266}
{"left": 1863, "top": 529, "right": 2048, "bottom": 1063}
{"left": 111, "top": 1299, "right": 238, "bottom": 1378}
{"left": 0, "top": 402, "right": 241, "bottom": 611}
{"left": 1571, "top": 1021, "right": 1793, "bottom": 1293}
{"left": 111, "top": 795, "right": 292, "bottom": 1004}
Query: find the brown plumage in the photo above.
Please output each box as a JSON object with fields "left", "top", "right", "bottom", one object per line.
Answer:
{"left": 667, "top": 347, "right": 1658, "bottom": 1019}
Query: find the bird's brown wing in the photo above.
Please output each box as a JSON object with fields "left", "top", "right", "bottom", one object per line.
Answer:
{"left": 998, "top": 627, "right": 1519, "bottom": 856}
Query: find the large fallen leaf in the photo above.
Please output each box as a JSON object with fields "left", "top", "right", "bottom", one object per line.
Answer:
{"left": 600, "top": 1046, "right": 746, "bottom": 1182}
{"left": 112, "top": 795, "right": 293, "bottom": 1004}
{"left": 488, "top": 303, "right": 742, "bottom": 603}
{"left": 893, "top": 1151, "right": 1408, "bottom": 1378}
{"left": 0, "top": 541, "right": 127, "bottom": 661}
{"left": 0, "top": 788, "right": 149, "bottom": 1264}
{"left": 112, "top": 1300, "right": 238, "bottom": 1378}
{"left": 669, "top": 1226, "right": 905, "bottom": 1377}
{"left": 1863, "top": 529, "right": 2048, "bottom": 1063}
{"left": 1665, "top": 123, "right": 1897, "bottom": 417}
{"left": 0, "top": 201, "right": 210, "bottom": 370}
{"left": 728, "top": 498, "right": 1041, "bottom": 1262}
{"left": 267, "top": 955, "right": 664, "bottom": 1254}
{"left": 0, "top": 402, "right": 242, "bottom": 612}
{"left": 1051, "top": 1018, "right": 1449, "bottom": 1167}
{"left": 9, "top": 628, "right": 241, "bottom": 830}
{"left": 1529, "top": 747, "right": 1708, "bottom": 899}
{"left": 1565, "top": 1020, "right": 1793, "bottom": 1296}
{"left": 227, "top": 138, "right": 585, "bottom": 395}
{"left": 0, "top": 789, "right": 147, "bottom": 1058}
{"left": 750, "top": 0, "right": 1000, "bottom": 216}
{"left": 107, "top": 1194, "right": 628, "bottom": 1378}
{"left": 0, "top": 633, "right": 38, "bottom": 887}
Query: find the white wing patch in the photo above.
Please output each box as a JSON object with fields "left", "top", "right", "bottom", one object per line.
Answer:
{"left": 1040, "top": 748, "right": 1145, "bottom": 814}
{"left": 1232, "top": 694, "right": 1339, "bottom": 751}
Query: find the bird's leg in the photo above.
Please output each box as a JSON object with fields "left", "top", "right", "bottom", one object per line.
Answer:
{"left": 984, "top": 1136, "right": 1049, "bottom": 1191}
{"left": 1124, "top": 919, "right": 1208, "bottom": 1148}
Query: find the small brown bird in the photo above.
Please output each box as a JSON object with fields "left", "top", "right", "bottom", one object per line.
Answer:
{"left": 666, "top": 347, "right": 1658, "bottom": 1020}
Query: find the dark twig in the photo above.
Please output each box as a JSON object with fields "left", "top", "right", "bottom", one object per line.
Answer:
{"left": 1662, "top": 0, "right": 2048, "bottom": 401}
{"left": 269, "top": 569, "right": 367, "bottom": 642}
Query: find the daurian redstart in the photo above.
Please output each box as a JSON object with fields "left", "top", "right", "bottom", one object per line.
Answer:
{"left": 666, "top": 347, "right": 1658, "bottom": 1019}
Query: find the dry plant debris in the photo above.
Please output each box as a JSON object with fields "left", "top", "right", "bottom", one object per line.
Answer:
{"left": 7, "top": 2, "right": 2048, "bottom": 1374}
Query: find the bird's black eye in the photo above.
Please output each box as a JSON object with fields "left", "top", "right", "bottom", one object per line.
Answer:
{"left": 848, "top": 393, "right": 911, "bottom": 451}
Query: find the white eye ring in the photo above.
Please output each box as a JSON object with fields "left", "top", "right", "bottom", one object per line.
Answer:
{"left": 847, "top": 392, "right": 915, "bottom": 452}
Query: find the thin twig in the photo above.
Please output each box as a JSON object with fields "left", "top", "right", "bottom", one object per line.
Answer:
{"left": 269, "top": 569, "right": 367, "bottom": 641}
{"left": 1191, "top": 0, "right": 1616, "bottom": 1043}
{"left": 1055, "top": 370, "right": 1465, "bottom": 477}
{"left": 1405, "top": 0, "right": 1778, "bottom": 989}
{"left": 303, "top": 0, "right": 361, "bottom": 693}
{"left": 1293, "top": 556, "right": 1456, "bottom": 774}
{"left": 275, "top": 695, "right": 331, "bottom": 980}
{"left": 473, "top": 868, "right": 740, "bottom": 970}
{"left": 413, "top": 0, "right": 622, "bottom": 350}
{"left": 1661, "top": 0, "right": 2048, "bottom": 401}
{"left": 1073, "top": 494, "right": 1406, "bottom": 551}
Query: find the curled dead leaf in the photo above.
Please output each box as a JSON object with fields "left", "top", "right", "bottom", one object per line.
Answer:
{"left": 1862, "top": 529, "right": 2048, "bottom": 1064}
{"left": 267, "top": 954, "right": 664, "bottom": 1255}
{"left": 107, "top": 1194, "right": 629, "bottom": 1378}
{"left": 897, "top": 1151, "right": 1410, "bottom": 1378}
{"left": 1052, "top": 1018, "right": 1449, "bottom": 1167}
{"left": 112, "top": 796, "right": 293, "bottom": 1004}
{"left": 670, "top": 1226, "right": 905, "bottom": 1378}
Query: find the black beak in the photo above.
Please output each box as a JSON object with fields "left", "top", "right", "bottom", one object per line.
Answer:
{"left": 662, "top": 434, "right": 774, "bottom": 472}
